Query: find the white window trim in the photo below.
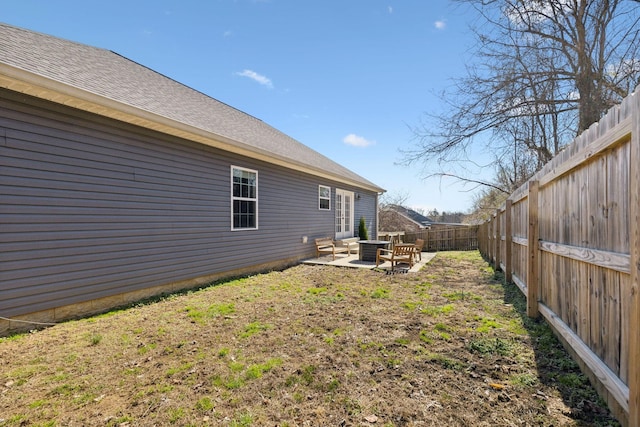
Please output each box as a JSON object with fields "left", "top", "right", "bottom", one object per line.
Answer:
{"left": 231, "top": 165, "right": 258, "bottom": 231}
{"left": 319, "top": 185, "right": 331, "bottom": 210}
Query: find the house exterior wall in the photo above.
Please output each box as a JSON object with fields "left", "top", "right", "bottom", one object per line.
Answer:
{"left": 354, "top": 192, "right": 378, "bottom": 239}
{"left": 0, "top": 90, "right": 378, "bottom": 321}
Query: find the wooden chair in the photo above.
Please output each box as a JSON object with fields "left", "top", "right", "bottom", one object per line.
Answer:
{"left": 376, "top": 244, "right": 416, "bottom": 271}
{"left": 414, "top": 239, "right": 425, "bottom": 261}
{"left": 314, "top": 237, "right": 350, "bottom": 260}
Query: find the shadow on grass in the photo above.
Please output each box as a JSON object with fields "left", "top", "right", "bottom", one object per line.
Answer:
{"left": 494, "top": 269, "right": 620, "bottom": 427}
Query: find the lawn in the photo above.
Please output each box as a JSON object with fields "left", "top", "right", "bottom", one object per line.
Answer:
{"left": 0, "top": 251, "right": 617, "bottom": 426}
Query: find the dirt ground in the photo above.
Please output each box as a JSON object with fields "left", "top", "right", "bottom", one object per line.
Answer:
{"left": 0, "top": 251, "right": 618, "bottom": 426}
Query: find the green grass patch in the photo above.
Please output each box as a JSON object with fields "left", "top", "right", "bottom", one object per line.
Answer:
{"left": 230, "top": 412, "right": 253, "bottom": 427}
{"left": 468, "top": 337, "right": 513, "bottom": 356}
{"left": 443, "top": 291, "right": 481, "bottom": 302}
{"left": 420, "top": 304, "right": 455, "bottom": 316}
{"left": 510, "top": 373, "right": 538, "bottom": 388}
{"left": 137, "top": 342, "right": 157, "bottom": 355}
{"left": 371, "top": 287, "right": 390, "bottom": 299}
{"left": 475, "top": 317, "right": 501, "bottom": 333}
{"left": 239, "top": 321, "right": 271, "bottom": 339}
{"left": 165, "top": 362, "right": 194, "bottom": 377}
{"left": 85, "top": 333, "right": 103, "bottom": 346}
{"left": 427, "top": 353, "right": 465, "bottom": 371}
{"left": 184, "top": 305, "right": 206, "bottom": 323}
{"left": 440, "top": 251, "right": 482, "bottom": 262}
{"left": 419, "top": 330, "right": 433, "bottom": 344}
{"left": 212, "top": 374, "right": 245, "bottom": 390}
{"left": 285, "top": 364, "right": 316, "bottom": 387}
{"left": 401, "top": 301, "right": 419, "bottom": 310}
{"left": 28, "top": 399, "right": 48, "bottom": 409}
{"left": 208, "top": 303, "right": 236, "bottom": 317}
{"left": 245, "top": 358, "right": 282, "bottom": 380}
{"left": 558, "top": 372, "right": 587, "bottom": 388}
{"left": 168, "top": 407, "right": 185, "bottom": 423}
{"left": 195, "top": 396, "right": 214, "bottom": 412}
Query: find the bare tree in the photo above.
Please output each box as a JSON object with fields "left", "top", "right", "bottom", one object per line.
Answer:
{"left": 465, "top": 186, "right": 510, "bottom": 224}
{"left": 403, "top": 0, "right": 640, "bottom": 195}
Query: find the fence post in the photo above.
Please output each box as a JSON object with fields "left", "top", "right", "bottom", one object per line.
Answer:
{"left": 487, "top": 216, "right": 492, "bottom": 262}
{"left": 495, "top": 209, "right": 501, "bottom": 270}
{"left": 527, "top": 180, "right": 540, "bottom": 318}
{"left": 505, "top": 199, "right": 513, "bottom": 283}
{"left": 628, "top": 88, "right": 640, "bottom": 427}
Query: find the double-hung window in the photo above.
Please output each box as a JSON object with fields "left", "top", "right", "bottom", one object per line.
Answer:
{"left": 231, "top": 166, "right": 258, "bottom": 230}
{"left": 319, "top": 185, "right": 331, "bottom": 210}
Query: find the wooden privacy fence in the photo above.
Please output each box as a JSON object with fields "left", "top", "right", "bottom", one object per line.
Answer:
{"left": 478, "top": 85, "right": 640, "bottom": 426}
{"left": 404, "top": 226, "right": 478, "bottom": 251}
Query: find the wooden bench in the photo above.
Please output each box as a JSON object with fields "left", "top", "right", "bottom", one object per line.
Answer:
{"left": 338, "top": 237, "right": 359, "bottom": 254}
{"left": 315, "top": 237, "right": 351, "bottom": 260}
{"left": 376, "top": 243, "right": 416, "bottom": 271}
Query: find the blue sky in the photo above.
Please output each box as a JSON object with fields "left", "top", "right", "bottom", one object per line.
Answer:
{"left": 3, "top": 0, "right": 484, "bottom": 213}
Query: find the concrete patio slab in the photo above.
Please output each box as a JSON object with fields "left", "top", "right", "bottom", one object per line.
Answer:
{"left": 302, "top": 252, "right": 437, "bottom": 273}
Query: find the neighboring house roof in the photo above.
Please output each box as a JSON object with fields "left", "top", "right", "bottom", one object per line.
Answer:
{"left": 383, "top": 204, "right": 433, "bottom": 228}
{"left": 0, "top": 23, "right": 384, "bottom": 193}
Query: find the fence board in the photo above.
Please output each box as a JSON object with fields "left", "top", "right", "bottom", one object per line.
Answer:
{"left": 538, "top": 303, "right": 629, "bottom": 415}
{"left": 527, "top": 181, "right": 539, "bottom": 317}
{"left": 403, "top": 226, "right": 478, "bottom": 252}
{"left": 505, "top": 199, "right": 513, "bottom": 283}
{"left": 538, "top": 241, "right": 630, "bottom": 274}
{"left": 539, "top": 117, "right": 631, "bottom": 187}
{"left": 629, "top": 84, "right": 640, "bottom": 427}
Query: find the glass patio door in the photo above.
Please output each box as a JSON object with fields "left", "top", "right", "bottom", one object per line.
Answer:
{"left": 335, "top": 189, "right": 354, "bottom": 239}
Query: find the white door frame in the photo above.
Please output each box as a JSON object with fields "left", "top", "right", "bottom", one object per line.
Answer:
{"left": 335, "top": 189, "right": 354, "bottom": 239}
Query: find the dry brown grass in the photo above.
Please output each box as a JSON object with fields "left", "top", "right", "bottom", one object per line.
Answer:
{"left": 0, "top": 251, "right": 617, "bottom": 426}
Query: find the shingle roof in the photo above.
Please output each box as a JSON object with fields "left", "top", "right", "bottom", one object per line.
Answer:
{"left": 385, "top": 204, "right": 433, "bottom": 227}
{"left": 0, "top": 22, "right": 384, "bottom": 192}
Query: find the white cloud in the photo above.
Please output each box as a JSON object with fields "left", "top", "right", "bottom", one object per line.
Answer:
{"left": 434, "top": 20, "right": 446, "bottom": 30}
{"left": 388, "top": 6, "right": 393, "bottom": 14}
{"left": 235, "top": 69, "right": 273, "bottom": 89}
{"left": 223, "top": 30, "right": 232, "bottom": 38}
{"left": 343, "top": 133, "right": 375, "bottom": 147}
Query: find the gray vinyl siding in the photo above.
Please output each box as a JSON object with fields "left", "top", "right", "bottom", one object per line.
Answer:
{"left": 0, "top": 92, "right": 377, "bottom": 318}
{"left": 354, "top": 191, "right": 378, "bottom": 239}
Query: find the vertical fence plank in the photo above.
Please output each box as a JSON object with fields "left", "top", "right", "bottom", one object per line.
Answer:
{"left": 628, "top": 88, "right": 640, "bottom": 427}
{"left": 505, "top": 199, "right": 513, "bottom": 283}
{"left": 492, "top": 215, "right": 496, "bottom": 263}
{"left": 528, "top": 181, "right": 540, "bottom": 318}
{"left": 495, "top": 209, "right": 501, "bottom": 270}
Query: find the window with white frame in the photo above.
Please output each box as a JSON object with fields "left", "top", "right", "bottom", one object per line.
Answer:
{"left": 319, "top": 185, "right": 331, "bottom": 210}
{"left": 231, "top": 166, "right": 258, "bottom": 230}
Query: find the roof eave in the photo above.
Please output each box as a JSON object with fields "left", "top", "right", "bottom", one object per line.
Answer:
{"left": 0, "top": 63, "right": 385, "bottom": 193}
